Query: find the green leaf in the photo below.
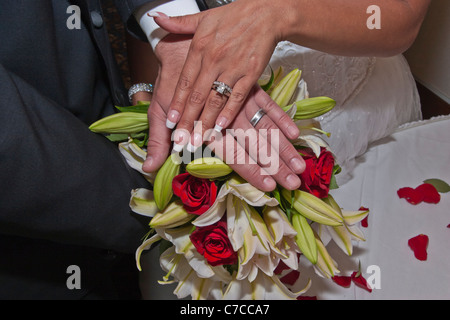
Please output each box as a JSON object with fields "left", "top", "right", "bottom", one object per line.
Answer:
{"left": 115, "top": 102, "right": 150, "bottom": 114}
{"left": 423, "top": 178, "right": 450, "bottom": 193}
{"left": 106, "top": 133, "right": 129, "bottom": 142}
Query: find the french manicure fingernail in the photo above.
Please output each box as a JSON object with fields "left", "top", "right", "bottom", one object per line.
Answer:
{"left": 215, "top": 117, "right": 229, "bottom": 132}
{"left": 172, "top": 143, "right": 184, "bottom": 153}
{"left": 186, "top": 142, "right": 197, "bottom": 153}
{"left": 147, "top": 11, "right": 169, "bottom": 19}
{"left": 166, "top": 110, "right": 180, "bottom": 129}
{"left": 193, "top": 133, "right": 203, "bottom": 147}
{"left": 214, "top": 124, "right": 223, "bottom": 132}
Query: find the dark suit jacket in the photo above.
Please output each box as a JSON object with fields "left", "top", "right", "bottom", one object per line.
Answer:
{"left": 0, "top": 0, "right": 158, "bottom": 300}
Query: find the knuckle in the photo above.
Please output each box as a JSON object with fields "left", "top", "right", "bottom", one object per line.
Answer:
{"left": 278, "top": 142, "right": 293, "bottom": 158}
{"left": 263, "top": 99, "right": 280, "bottom": 113}
{"left": 207, "top": 94, "right": 226, "bottom": 111}
{"left": 256, "top": 118, "right": 273, "bottom": 131}
{"left": 189, "top": 91, "right": 206, "bottom": 105}
{"left": 178, "top": 75, "right": 192, "bottom": 91}
{"left": 171, "top": 96, "right": 186, "bottom": 110}
{"left": 278, "top": 112, "right": 292, "bottom": 125}
{"left": 191, "top": 35, "right": 210, "bottom": 53}
{"left": 230, "top": 91, "right": 246, "bottom": 104}
{"left": 244, "top": 165, "right": 262, "bottom": 181}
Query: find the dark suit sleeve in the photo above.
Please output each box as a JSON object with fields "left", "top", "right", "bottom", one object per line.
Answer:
{"left": 113, "top": 0, "right": 158, "bottom": 41}
{"left": 0, "top": 64, "right": 150, "bottom": 254}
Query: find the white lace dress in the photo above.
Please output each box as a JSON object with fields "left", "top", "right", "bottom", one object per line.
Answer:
{"left": 269, "top": 42, "right": 422, "bottom": 183}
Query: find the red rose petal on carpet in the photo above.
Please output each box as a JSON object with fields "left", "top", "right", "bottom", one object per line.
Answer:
{"left": 280, "top": 270, "right": 300, "bottom": 286}
{"left": 351, "top": 272, "right": 373, "bottom": 293}
{"left": 416, "top": 183, "right": 440, "bottom": 204}
{"left": 397, "top": 187, "right": 424, "bottom": 205}
{"left": 332, "top": 275, "right": 352, "bottom": 288}
{"left": 408, "top": 234, "right": 429, "bottom": 261}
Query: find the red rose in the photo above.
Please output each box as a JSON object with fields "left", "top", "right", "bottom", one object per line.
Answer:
{"left": 190, "top": 221, "right": 238, "bottom": 266}
{"left": 298, "top": 147, "right": 335, "bottom": 198}
{"left": 172, "top": 173, "right": 218, "bottom": 215}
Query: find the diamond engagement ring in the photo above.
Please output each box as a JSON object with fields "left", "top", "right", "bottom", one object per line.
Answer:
{"left": 128, "top": 83, "right": 153, "bottom": 103}
{"left": 212, "top": 81, "right": 233, "bottom": 97}
{"left": 250, "top": 109, "right": 266, "bottom": 127}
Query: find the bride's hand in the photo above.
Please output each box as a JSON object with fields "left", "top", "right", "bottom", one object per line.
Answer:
{"left": 151, "top": 0, "right": 287, "bottom": 150}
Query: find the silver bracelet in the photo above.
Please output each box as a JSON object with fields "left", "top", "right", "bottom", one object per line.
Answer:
{"left": 128, "top": 83, "right": 153, "bottom": 103}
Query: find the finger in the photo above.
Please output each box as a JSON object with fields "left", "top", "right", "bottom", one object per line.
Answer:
{"left": 214, "top": 76, "right": 253, "bottom": 132}
{"left": 176, "top": 71, "right": 220, "bottom": 152}
{"left": 151, "top": 11, "right": 204, "bottom": 35}
{"left": 244, "top": 90, "right": 306, "bottom": 175}
{"left": 253, "top": 86, "right": 300, "bottom": 140}
{"left": 143, "top": 101, "right": 172, "bottom": 173}
{"left": 233, "top": 113, "right": 302, "bottom": 191}
{"left": 249, "top": 106, "right": 305, "bottom": 176}
{"left": 132, "top": 91, "right": 152, "bottom": 106}
{"left": 164, "top": 36, "right": 210, "bottom": 131}
{"left": 165, "top": 71, "right": 193, "bottom": 130}
{"left": 188, "top": 90, "right": 228, "bottom": 152}
{"left": 206, "top": 132, "right": 277, "bottom": 192}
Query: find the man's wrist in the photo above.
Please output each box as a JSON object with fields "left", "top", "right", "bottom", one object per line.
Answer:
{"left": 134, "top": 0, "right": 200, "bottom": 51}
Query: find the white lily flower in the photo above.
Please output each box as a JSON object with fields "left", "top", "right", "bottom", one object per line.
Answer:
{"left": 158, "top": 246, "right": 227, "bottom": 300}
{"left": 320, "top": 196, "right": 370, "bottom": 256}
{"left": 292, "top": 133, "right": 331, "bottom": 158}
{"left": 306, "top": 197, "right": 369, "bottom": 279}
{"left": 193, "top": 175, "right": 298, "bottom": 283}
{"left": 119, "top": 139, "right": 155, "bottom": 183}
{"left": 263, "top": 207, "right": 300, "bottom": 270}
{"left": 159, "top": 225, "right": 233, "bottom": 281}
{"left": 193, "top": 175, "right": 279, "bottom": 228}
{"left": 234, "top": 207, "right": 279, "bottom": 282}
{"left": 137, "top": 225, "right": 233, "bottom": 300}
{"left": 129, "top": 188, "right": 159, "bottom": 217}
{"left": 223, "top": 271, "right": 311, "bottom": 300}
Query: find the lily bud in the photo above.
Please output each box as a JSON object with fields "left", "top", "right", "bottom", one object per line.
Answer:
{"left": 186, "top": 157, "right": 232, "bottom": 179}
{"left": 270, "top": 69, "right": 302, "bottom": 108}
{"left": 89, "top": 112, "right": 148, "bottom": 134}
{"left": 292, "top": 97, "right": 336, "bottom": 120}
{"left": 154, "top": 154, "right": 181, "bottom": 211}
{"left": 150, "top": 200, "right": 194, "bottom": 229}
{"left": 314, "top": 231, "right": 340, "bottom": 278}
{"left": 292, "top": 213, "right": 318, "bottom": 264}
{"left": 281, "top": 189, "right": 343, "bottom": 226}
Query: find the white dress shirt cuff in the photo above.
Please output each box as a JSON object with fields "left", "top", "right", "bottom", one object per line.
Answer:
{"left": 134, "top": 0, "right": 200, "bottom": 51}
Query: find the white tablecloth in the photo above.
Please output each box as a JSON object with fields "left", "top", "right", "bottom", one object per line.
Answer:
{"left": 140, "top": 116, "right": 450, "bottom": 300}
{"left": 297, "top": 115, "right": 450, "bottom": 300}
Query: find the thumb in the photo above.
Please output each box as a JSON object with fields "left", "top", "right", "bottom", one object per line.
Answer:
{"left": 150, "top": 11, "right": 203, "bottom": 34}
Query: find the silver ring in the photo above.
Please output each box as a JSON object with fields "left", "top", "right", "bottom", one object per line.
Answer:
{"left": 128, "top": 83, "right": 153, "bottom": 103}
{"left": 212, "top": 81, "right": 233, "bottom": 97}
{"left": 250, "top": 109, "right": 266, "bottom": 127}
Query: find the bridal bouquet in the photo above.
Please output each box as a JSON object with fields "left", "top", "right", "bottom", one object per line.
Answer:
{"left": 90, "top": 67, "right": 370, "bottom": 300}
